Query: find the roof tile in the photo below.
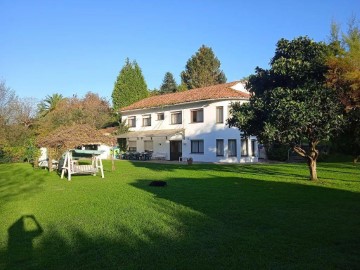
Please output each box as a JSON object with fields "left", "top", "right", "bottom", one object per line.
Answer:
{"left": 120, "top": 81, "right": 249, "bottom": 112}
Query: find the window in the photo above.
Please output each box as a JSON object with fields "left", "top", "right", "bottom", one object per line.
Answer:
{"left": 142, "top": 114, "right": 151, "bottom": 126}
{"left": 216, "top": 106, "right": 224, "bottom": 123}
{"left": 144, "top": 140, "right": 153, "bottom": 152}
{"left": 228, "top": 139, "right": 237, "bottom": 157}
{"left": 216, "top": 139, "right": 224, "bottom": 156}
{"left": 251, "top": 139, "right": 257, "bottom": 157}
{"left": 157, "top": 113, "right": 164, "bottom": 120}
{"left": 128, "top": 141, "right": 137, "bottom": 152}
{"left": 128, "top": 116, "right": 136, "bottom": 127}
{"left": 191, "top": 109, "right": 203, "bottom": 123}
{"left": 171, "top": 111, "right": 182, "bottom": 124}
{"left": 191, "top": 140, "right": 204, "bottom": 154}
{"left": 241, "top": 138, "right": 248, "bottom": 156}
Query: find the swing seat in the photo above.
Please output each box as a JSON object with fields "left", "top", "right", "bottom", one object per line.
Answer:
{"left": 73, "top": 164, "right": 97, "bottom": 174}
{"left": 61, "top": 150, "right": 105, "bottom": 181}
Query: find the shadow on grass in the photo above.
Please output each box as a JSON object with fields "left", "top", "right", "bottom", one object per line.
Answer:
{"left": 128, "top": 160, "right": 359, "bottom": 182}
{"left": 2, "top": 175, "right": 359, "bottom": 269}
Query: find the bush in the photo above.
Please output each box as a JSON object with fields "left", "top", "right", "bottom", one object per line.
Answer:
{"left": 266, "top": 143, "right": 289, "bottom": 161}
{"left": 0, "top": 138, "right": 40, "bottom": 163}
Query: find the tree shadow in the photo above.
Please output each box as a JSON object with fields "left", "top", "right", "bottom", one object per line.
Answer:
{"left": 129, "top": 176, "right": 360, "bottom": 268}
{"left": 128, "top": 160, "right": 359, "bottom": 182}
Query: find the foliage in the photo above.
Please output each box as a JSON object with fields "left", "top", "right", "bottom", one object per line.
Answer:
{"left": 180, "top": 45, "right": 226, "bottom": 89}
{"left": 160, "top": 72, "right": 178, "bottom": 94}
{"left": 266, "top": 143, "right": 289, "bottom": 161}
{"left": 0, "top": 161, "right": 359, "bottom": 269}
{"left": 0, "top": 80, "right": 17, "bottom": 127}
{"left": 326, "top": 18, "right": 360, "bottom": 110}
{"left": 112, "top": 58, "right": 149, "bottom": 110}
{"left": 1, "top": 146, "right": 26, "bottom": 163}
{"left": 0, "top": 81, "right": 38, "bottom": 162}
{"left": 36, "top": 92, "right": 115, "bottom": 137}
{"left": 331, "top": 108, "right": 360, "bottom": 160}
{"left": 37, "top": 93, "right": 64, "bottom": 117}
{"left": 1, "top": 138, "right": 40, "bottom": 163}
{"left": 37, "top": 124, "right": 116, "bottom": 149}
{"left": 23, "top": 138, "right": 40, "bottom": 163}
{"left": 149, "top": 88, "right": 161, "bottom": 96}
{"left": 228, "top": 37, "right": 344, "bottom": 180}
{"left": 177, "top": 82, "right": 188, "bottom": 92}
{"left": 326, "top": 18, "right": 360, "bottom": 161}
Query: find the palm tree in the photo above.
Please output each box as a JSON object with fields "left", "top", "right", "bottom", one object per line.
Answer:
{"left": 38, "top": 93, "right": 64, "bottom": 117}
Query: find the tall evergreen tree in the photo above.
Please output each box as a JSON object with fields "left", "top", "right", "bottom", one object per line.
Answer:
{"left": 112, "top": 58, "right": 149, "bottom": 110}
{"left": 160, "top": 72, "right": 178, "bottom": 94}
{"left": 181, "top": 45, "right": 226, "bottom": 89}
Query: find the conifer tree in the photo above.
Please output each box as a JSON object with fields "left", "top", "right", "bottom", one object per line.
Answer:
{"left": 160, "top": 72, "right": 178, "bottom": 94}
{"left": 112, "top": 58, "right": 149, "bottom": 110}
{"left": 181, "top": 45, "right": 226, "bottom": 89}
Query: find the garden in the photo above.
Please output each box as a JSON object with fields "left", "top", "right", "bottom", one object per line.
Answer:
{"left": 0, "top": 159, "right": 359, "bottom": 269}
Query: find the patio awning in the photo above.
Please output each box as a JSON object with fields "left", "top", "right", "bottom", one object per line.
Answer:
{"left": 117, "top": 129, "right": 184, "bottom": 139}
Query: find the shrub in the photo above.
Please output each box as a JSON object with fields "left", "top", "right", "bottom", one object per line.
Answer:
{"left": 266, "top": 143, "right": 289, "bottom": 161}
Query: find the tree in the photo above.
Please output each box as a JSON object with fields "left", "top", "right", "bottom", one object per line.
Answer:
{"left": 160, "top": 72, "right": 178, "bottom": 94}
{"left": 326, "top": 18, "right": 360, "bottom": 161}
{"left": 326, "top": 18, "right": 360, "bottom": 110}
{"left": 228, "top": 37, "right": 344, "bottom": 180}
{"left": 0, "top": 81, "right": 38, "bottom": 162}
{"left": 149, "top": 88, "right": 161, "bottom": 96}
{"left": 36, "top": 92, "right": 115, "bottom": 138}
{"left": 37, "top": 93, "right": 64, "bottom": 117}
{"left": 180, "top": 45, "right": 226, "bottom": 89}
{"left": 112, "top": 58, "right": 149, "bottom": 110}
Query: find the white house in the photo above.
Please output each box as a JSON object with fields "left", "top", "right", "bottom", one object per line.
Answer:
{"left": 118, "top": 81, "right": 258, "bottom": 163}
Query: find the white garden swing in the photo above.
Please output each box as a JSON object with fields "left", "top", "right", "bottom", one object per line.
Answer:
{"left": 60, "top": 150, "right": 104, "bottom": 181}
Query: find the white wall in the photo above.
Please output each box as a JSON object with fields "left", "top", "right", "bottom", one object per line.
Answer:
{"left": 39, "top": 147, "right": 47, "bottom": 161}
{"left": 121, "top": 99, "right": 258, "bottom": 163}
{"left": 98, "top": 144, "right": 111, "bottom": 159}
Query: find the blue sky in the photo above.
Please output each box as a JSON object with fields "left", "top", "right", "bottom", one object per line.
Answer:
{"left": 0, "top": 0, "right": 359, "bottom": 102}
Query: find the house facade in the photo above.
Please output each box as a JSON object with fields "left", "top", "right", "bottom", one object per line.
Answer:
{"left": 118, "top": 81, "right": 258, "bottom": 163}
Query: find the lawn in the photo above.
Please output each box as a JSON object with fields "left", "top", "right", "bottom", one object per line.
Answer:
{"left": 0, "top": 160, "right": 359, "bottom": 270}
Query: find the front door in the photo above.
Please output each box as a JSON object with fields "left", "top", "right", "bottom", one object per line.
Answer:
{"left": 170, "top": 140, "right": 182, "bottom": 161}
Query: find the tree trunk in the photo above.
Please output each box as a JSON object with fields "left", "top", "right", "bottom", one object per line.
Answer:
{"left": 48, "top": 149, "right": 52, "bottom": 172}
{"left": 307, "top": 141, "right": 319, "bottom": 181}
{"left": 34, "top": 157, "right": 39, "bottom": 169}
{"left": 307, "top": 158, "right": 317, "bottom": 180}
{"left": 111, "top": 153, "right": 115, "bottom": 171}
{"left": 354, "top": 155, "right": 359, "bottom": 164}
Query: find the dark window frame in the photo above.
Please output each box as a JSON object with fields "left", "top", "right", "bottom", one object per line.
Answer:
{"left": 157, "top": 113, "right": 164, "bottom": 121}
{"left": 251, "top": 139, "right": 256, "bottom": 157}
{"left": 191, "top": 140, "right": 204, "bottom": 154}
{"left": 142, "top": 114, "right": 151, "bottom": 127}
{"left": 216, "top": 106, "right": 224, "bottom": 123}
{"left": 170, "top": 111, "right": 182, "bottom": 124}
{"left": 191, "top": 108, "right": 204, "bottom": 123}
{"left": 228, "top": 139, "right": 237, "bottom": 157}
{"left": 241, "top": 138, "right": 248, "bottom": 157}
{"left": 216, "top": 139, "right": 224, "bottom": 156}
{"left": 128, "top": 116, "right": 136, "bottom": 128}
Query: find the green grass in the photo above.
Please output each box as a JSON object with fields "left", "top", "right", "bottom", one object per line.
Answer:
{"left": 0, "top": 160, "right": 359, "bottom": 270}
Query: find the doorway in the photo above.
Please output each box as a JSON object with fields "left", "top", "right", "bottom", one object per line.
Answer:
{"left": 170, "top": 140, "right": 182, "bottom": 161}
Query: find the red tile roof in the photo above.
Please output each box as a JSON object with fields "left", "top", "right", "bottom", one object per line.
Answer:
{"left": 120, "top": 81, "right": 249, "bottom": 112}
